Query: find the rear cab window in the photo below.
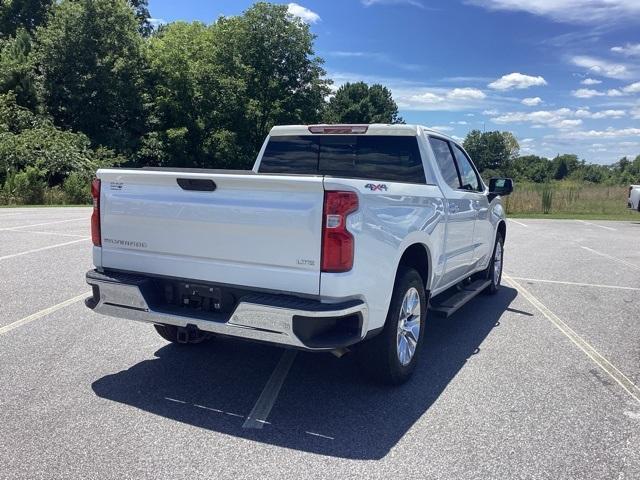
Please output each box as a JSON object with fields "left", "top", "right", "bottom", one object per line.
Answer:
{"left": 259, "top": 135, "right": 426, "bottom": 184}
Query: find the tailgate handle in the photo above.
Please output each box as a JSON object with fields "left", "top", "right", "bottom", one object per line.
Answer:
{"left": 177, "top": 178, "right": 217, "bottom": 192}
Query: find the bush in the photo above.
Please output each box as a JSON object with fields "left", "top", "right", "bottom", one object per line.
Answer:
{"left": 541, "top": 183, "right": 553, "bottom": 214}
{"left": 13, "top": 166, "right": 45, "bottom": 204}
{"left": 63, "top": 171, "right": 90, "bottom": 204}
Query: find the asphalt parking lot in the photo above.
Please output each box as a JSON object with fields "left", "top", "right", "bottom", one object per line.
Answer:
{"left": 1, "top": 207, "right": 639, "bottom": 479}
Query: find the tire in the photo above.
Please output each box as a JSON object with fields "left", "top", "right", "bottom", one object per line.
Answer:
{"left": 153, "top": 324, "right": 209, "bottom": 344}
{"left": 483, "top": 232, "right": 504, "bottom": 295}
{"left": 356, "top": 267, "right": 427, "bottom": 385}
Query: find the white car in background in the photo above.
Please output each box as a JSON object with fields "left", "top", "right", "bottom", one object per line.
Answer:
{"left": 629, "top": 185, "right": 640, "bottom": 211}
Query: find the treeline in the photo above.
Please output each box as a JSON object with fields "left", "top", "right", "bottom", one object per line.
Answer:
{"left": 0, "top": 0, "right": 398, "bottom": 204}
{"left": 0, "top": 1, "right": 637, "bottom": 206}
{"left": 463, "top": 129, "right": 640, "bottom": 186}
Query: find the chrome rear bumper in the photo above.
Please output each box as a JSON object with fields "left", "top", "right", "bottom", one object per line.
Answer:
{"left": 86, "top": 270, "right": 367, "bottom": 351}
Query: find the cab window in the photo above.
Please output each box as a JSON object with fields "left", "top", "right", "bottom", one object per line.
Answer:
{"left": 451, "top": 144, "right": 482, "bottom": 192}
{"left": 428, "top": 137, "right": 460, "bottom": 190}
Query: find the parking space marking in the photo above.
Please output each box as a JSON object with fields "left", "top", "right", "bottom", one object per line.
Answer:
{"left": 0, "top": 292, "right": 90, "bottom": 336}
{"left": 508, "top": 219, "right": 528, "bottom": 227}
{"left": 580, "top": 246, "right": 640, "bottom": 271}
{"left": 5, "top": 229, "right": 88, "bottom": 239}
{"left": 0, "top": 238, "right": 89, "bottom": 261}
{"left": 577, "top": 220, "right": 617, "bottom": 231}
{"left": 508, "top": 276, "right": 640, "bottom": 291}
{"left": 0, "top": 217, "right": 86, "bottom": 232}
{"left": 504, "top": 274, "right": 640, "bottom": 405}
{"left": 243, "top": 349, "right": 298, "bottom": 429}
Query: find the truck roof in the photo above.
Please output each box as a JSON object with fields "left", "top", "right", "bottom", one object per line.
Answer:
{"left": 269, "top": 124, "right": 457, "bottom": 142}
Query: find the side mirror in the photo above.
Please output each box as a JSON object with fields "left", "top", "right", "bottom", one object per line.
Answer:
{"left": 488, "top": 178, "right": 513, "bottom": 199}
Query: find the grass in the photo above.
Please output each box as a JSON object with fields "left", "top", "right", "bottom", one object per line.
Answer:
{"left": 505, "top": 182, "right": 637, "bottom": 221}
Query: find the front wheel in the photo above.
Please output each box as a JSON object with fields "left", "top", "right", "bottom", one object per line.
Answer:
{"left": 484, "top": 232, "right": 504, "bottom": 295}
{"left": 356, "top": 267, "right": 427, "bottom": 385}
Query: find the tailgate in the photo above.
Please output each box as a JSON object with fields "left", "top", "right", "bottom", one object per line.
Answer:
{"left": 96, "top": 169, "right": 324, "bottom": 295}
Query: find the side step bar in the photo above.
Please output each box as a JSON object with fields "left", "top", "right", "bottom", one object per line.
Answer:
{"left": 429, "top": 279, "right": 491, "bottom": 318}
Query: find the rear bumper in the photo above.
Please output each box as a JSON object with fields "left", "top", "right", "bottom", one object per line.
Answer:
{"left": 85, "top": 270, "right": 368, "bottom": 351}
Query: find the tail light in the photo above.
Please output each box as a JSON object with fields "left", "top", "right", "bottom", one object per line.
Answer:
{"left": 321, "top": 191, "right": 358, "bottom": 272}
{"left": 91, "top": 179, "right": 101, "bottom": 246}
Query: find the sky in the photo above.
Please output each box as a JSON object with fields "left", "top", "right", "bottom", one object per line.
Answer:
{"left": 147, "top": 0, "right": 640, "bottom": 164}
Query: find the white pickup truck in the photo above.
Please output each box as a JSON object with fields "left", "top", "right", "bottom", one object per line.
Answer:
{"left": 86, "top": 124, "right": 513, "bottom": 384}
{"left": 629, "top": 185, "right": 640, "bottom": 211}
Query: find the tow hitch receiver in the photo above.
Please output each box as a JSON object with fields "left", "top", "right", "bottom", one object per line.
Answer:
{"left": 176, "top": 324, "right": 201, "bottom": 344}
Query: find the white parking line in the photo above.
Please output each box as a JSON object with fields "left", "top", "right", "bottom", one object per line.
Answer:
{"left": 507, "top": 276, "right": 640, "bottom": 291}
{"left": 0, "top": 238, "right": 89, "bottom": 261}
{"left": 504, "top": 274, "right": 640, "bottom": 405}
{"left": 0, "top": 217, "right": 86, "bottom": 232}
{"left": 508, "top": 219, "right": 528, "bottom": 227}
{"left": 0, "top": 292, "right": 90, "bottom": 336}
{"left": 243, "top": 349, "right": 298, "bottom": 429}
{"left": 577, "top": 220, "right": 617, "bottom": 231}
{"left": 580, "top": 246, "right": 640, "bottom": 271}
{"left": 5, "top": 229, "right": 88, "bottom": 239}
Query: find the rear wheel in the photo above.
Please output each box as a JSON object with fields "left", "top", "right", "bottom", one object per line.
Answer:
{"left": 357, "top": 267, "right": 426, "bottom": 385}
{"left": 484, "top": 233, "right": 504, "bottom": 295}
{"left": 153, "top": 324, "right": 209, "bottom": 344}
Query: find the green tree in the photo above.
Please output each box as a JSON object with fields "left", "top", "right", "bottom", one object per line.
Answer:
{"left": 142, "top": 21, "right": 247, "bottom": 168}
{"left": 0, "top": 28, "right": 37, "bottom": 108}
{"left": 324, "top": 82, "right": 402, "bottom": 124}
{"left": 463, "top": 129, "right": 517, "bottom": 173}
{"left": 0, "top": 92, "right": 122, "bottom": 186}
{"left": 128, "top": 0, "right": 152, "bottom": 36}
{"left": 0, "top": 0, "right": 53, "bottom": 38}
{"left": 35, "top": 0, "right": 146, "bottom": 154}
{"left": 218, "top": 3, "right": 330, "bottom": 154}
{"left": 143, "top": 3, "right": 330, "bottom": 169}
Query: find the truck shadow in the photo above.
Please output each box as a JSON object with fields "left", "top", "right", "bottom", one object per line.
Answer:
{"left": 92, "top": 287, "right": 519, "bottom": 460}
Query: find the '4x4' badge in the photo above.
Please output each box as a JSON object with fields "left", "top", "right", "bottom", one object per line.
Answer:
{"left": 365, "top": 183, "right": 388, "bottom": 191}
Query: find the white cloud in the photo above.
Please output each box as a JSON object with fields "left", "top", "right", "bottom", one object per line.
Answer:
{"left": 287, "top": 3, "right": 320, "bottom": 23}
{"left": 623, "top": 81, "right": 640, "bottom": 94}
{"left": 581, "top": 78, "right": 602, "bottom": 85}
{"left": 446, "top": 88, "right": 486, "bottom": 100}
{"left": 465, "top": 0, "right": 640, "bottom": 25}
{"left": 571, "top": 56, "right": 631, "bottom": 79}
{"left": 483, "top": 109, "right": 499, "bottom": 115}
{"left": 488, "top": 72, "right": 547, "bottom": 90}
{"left": 572, "top": 87, "right": 636, "bottom": 98}
{"left": 559, "top": 127, "right": 640, "bottom": 139}
{"left": 148, "top": 18, "right": 166, "bottom": 28}
{"left": 575, "top": 108, "right": 626, "bottom": 119}
{"left": 632, "top": 105, "right": 640, "bottom": 119}
{"left": 590, "top": 109, "right": 626, "bottom": 119}
{"left": 611, "top": 43, "right": 640, "bottom": 57}
{"left": 361, "top": 0, "right": 425, "bottom": 8}
{"left": 572, "top": 88, "right": 605, "bottom": 98}
{"left": 489, "top": 107, "right": 627, "bottom": 129}
{"left": 521, "top": 97, "right": 542, "bottom": 106}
